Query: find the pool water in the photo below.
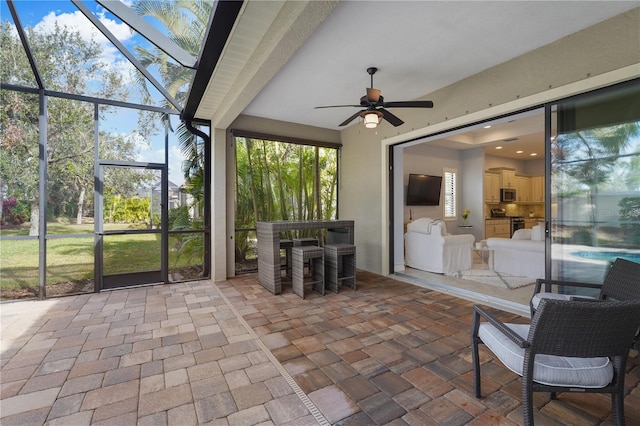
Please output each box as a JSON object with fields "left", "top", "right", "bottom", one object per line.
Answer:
{"left": 571, "top": 251, "right": 640, "bottom": 264}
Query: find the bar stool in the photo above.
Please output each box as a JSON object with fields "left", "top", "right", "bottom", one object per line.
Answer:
{"left": 293, "top": 237, "right": 318, "bottom": 273}
{"left": 324, "top": 243, "right": 356, "bottom": 293}
{"left": 291, "top": 246, "right": 324, "bottom": 298}
{"left": 279, "top": 239, "right": 293, "bottom": 277}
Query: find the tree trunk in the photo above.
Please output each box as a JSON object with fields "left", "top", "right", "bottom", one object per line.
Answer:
{"left": 29, "top": 201, "right": 39, "bottom": 236}
{"left": 76, "top": 187, "right": 85, "bottom": 225}
{"left": 275, "top": 144, "right": 288, "bottom": 221}
{"left": 261, "top": 143, "right": 273, "bottom": 219}
{"left": 297, "top": 146, "right": 303, "bottom": 220}
{"left": 245, "top": 139, "right": 260, "bottom": 225}
{"left": 314, "top": 146, "right": 321, "bottom": 220}
{"left": 0, "top": 175, "right": 3, "bottom": 219}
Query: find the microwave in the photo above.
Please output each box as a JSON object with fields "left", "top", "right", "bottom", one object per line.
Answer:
{"left": 500, "top": 188, "right": 516, "bottom": 202}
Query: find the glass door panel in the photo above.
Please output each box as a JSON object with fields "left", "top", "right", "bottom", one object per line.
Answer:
{"left": 549, "top": 81, "right": 640, "bottom": 293}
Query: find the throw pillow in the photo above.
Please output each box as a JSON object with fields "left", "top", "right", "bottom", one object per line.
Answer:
{"left": 531, "top": 225, "right": 544, "bottom": 241}
{"left": 512, "top": 229, "right": 532, "bottom": 240}
{"left": 407, "top": 217, "right": 433, "bottom": 234}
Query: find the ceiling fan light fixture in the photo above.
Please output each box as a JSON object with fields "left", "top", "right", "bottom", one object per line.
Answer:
{"left": 362, "top": 111, "right": 382, "bottom": 128}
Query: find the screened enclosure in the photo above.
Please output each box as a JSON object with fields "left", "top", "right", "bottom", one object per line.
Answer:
{"left": 0, "top": 0, "right": 211, "bottom": 299}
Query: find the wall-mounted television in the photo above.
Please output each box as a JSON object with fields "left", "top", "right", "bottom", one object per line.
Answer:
{"left": 406, "top": 173, "right": 442, "bottom": 206}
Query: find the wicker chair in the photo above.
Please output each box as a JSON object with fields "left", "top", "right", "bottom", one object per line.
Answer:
{"left": 471, "top": 299, "right": 640, "bottom": 426}
{"left": 530, "top": 258, "right": 640, "bottom": 317}
{"left": 531, "top": 257, "right": 640, "bottom": 357}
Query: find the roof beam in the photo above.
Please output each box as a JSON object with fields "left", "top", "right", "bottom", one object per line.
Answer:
{"left": 72, "top": 0, "right": 182, "bottom": 111}
{"left": 7, "top": 0, "right": 44, "bottom": 89}
{"left": 182, "top": 0, "right": 244, "bottom": 120}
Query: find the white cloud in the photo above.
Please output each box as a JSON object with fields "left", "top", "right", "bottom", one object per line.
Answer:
{"left": 168, "top": 145, "right": 187, "bottom": 187}
{"left": 33, "top": 10, "right": 136, "bottom": 82}
{"left": 135, "top": 143, "right": 186, "bottom": 187}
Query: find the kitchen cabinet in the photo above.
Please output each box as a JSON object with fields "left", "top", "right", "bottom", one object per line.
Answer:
{"left": 500, "top": 170, "right": 516, "bottom": 189}
{"left": 484, "top": 172, "right": 500, "bottom": 203}
{"left": 524, "top": 218, "right": 541, "bottom": 229}
{"left": 531, "top": 175, "right": 544, "bottom": 202}
{"left": 515, "top": 175, "right": 531, "bottom": 202}
{"left": 485, "top": 219, "right": 510, "bottom": 238}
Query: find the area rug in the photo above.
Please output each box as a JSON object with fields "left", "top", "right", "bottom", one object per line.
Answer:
{"left": 447, "top": 269, "right": 535, "bottom": 289}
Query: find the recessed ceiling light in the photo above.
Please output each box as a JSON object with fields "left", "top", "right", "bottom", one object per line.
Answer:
{"left": 484, "top": 125, "right": 491, "bottom": 129}
{"left": 495, "top": 146, "right": 503, "bottom": 150}
{"left": 530, "top": 153, "right": 538, "bottom": 156}
{"left": 516, "top": 150, "right": 523, "bottom": 154}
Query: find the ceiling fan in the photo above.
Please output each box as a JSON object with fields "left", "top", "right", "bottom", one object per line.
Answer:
{"left": 315, "top": 67, "right": 434, "bottom": 128}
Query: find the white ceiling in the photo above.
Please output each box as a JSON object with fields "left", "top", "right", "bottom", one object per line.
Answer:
{"left": 197, "top": 1, "right": 638, "bottom": 157}
{"left": 404, "top": 108, "right": 546, "bottom": 159}
{"left": 242, "top": 1, "right": 636, "bottom": 128}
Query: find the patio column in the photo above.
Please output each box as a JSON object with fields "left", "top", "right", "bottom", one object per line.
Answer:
{"left": 211, "top": 127, "right": 228, "bottom": 281}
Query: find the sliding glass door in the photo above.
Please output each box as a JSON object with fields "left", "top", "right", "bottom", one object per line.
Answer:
{"left": 548, "top": 80, "right": 640, "bottom": 290}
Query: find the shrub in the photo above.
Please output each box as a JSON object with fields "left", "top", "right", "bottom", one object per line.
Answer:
{"left": 1, "top": 198, "right": 29, "bottom": 225}
{"left": 570, "top": 229, "right": 593, "bottom": 245}
{"left": 619, "top": 197, "right": 640, "bottom": 245}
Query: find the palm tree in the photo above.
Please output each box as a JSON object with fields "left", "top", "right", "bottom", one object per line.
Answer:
{"left": 132, "top": 0, "right": 212, "bottom": 186}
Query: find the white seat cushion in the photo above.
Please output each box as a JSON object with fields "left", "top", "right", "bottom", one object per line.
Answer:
{"left": 531, "top": 293, "right": 595, "bottom": 310}
{"left": 478, "top": 323, "right": 613, "bottom": 388}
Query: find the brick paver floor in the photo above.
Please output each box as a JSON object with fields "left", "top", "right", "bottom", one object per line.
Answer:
{"left": 1, "top": 270, "right": 639, "bottom": 425}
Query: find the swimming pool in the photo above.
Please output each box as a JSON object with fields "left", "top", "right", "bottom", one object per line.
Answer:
{"left": 571, "top": 251, "right": 640, "bottom": 264}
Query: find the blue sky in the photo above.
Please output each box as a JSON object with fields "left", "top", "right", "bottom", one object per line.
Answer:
{"left": 2, "top": 0, "right": 187, "bottom": 186}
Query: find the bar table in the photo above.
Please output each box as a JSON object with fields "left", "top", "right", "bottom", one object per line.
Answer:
{"left": 256, "top": 220, "right": 355, "bottom": 294}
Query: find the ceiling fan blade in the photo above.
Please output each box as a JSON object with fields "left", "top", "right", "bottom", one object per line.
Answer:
{"left": 339, "top": 110, "right": 365, "bottom": 127}
{"left": 380, "top": 108, "right": 404, "bottom": 127}
{"left": 366, "top": 88, "right": 381, "bottom": 103}
{"left": 315, "top": 104, "right": 361, "bottom": 109}
{"left": 382, "top": 100, "right": 434, "bottom": 108}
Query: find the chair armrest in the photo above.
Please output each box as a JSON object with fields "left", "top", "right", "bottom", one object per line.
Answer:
{"left": 473, "top": 305, "right": 529, "bottom": 348}
{"left": 533, "top": 278, "right": 602, "bottom": 295}
{"left": 569, "top": 296, "right": 604, "bottom": 302}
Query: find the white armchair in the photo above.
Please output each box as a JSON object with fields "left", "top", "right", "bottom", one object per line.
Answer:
{"left": 405, "top": 218, "right": 475, "bottom": 274}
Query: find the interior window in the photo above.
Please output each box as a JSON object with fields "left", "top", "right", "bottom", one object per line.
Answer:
{"left": 444, "top": 168, "right": 457, "bottom": 219}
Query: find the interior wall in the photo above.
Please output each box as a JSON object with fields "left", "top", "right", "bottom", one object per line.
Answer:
{"left": 338, "top": 8, "right": 639, "bottom": 276}
{"left": 523, "top": 159, "right": 545, "bottom": 176}
{"left": 460, "top": 148, "right": 486, "bottom": 242}
{"left": 403, "top": 146, "right": 460, "bottom": 223}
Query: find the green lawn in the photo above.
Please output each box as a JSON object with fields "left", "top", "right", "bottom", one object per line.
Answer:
{"left": 0, "top": 222, "right": 203, "bottom": 291}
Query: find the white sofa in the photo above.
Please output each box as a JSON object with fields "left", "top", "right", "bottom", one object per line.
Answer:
{"left": 405, "top": 218, "right": 475, "bottom": 274}
{"left": 486, "top": 225, "right": 545, "bottom": 279}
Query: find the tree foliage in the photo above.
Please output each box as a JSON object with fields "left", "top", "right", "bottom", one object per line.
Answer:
{"left": 553, "top": 122, "right": 640, "bottom": 246}
{"left": 234, "top": 137, "right": 338, "bottom": 261}
{"left": 0, "top": 20, "right": 139, "bottom": 234}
